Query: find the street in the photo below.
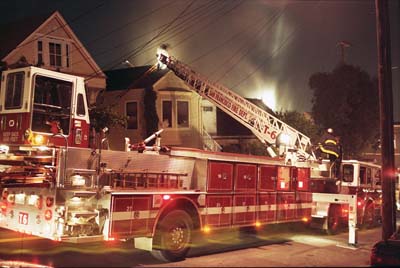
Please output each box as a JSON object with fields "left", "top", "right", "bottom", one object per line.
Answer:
{"left": 0, "top": 223, "right": 384, "bottom": 267}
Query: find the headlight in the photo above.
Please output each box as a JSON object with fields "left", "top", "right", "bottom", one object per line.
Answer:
{"left": 33, "top": 134, "right": 44, "bottom": 145}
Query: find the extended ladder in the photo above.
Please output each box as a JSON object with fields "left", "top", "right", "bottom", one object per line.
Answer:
{"left": 158, "top": 54, "right": 315, "bottom": 162}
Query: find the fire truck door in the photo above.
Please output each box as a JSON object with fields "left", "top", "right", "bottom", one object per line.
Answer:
{"left": 205, "top": 195, "right": 232, "bottom": 227}
{"left": 207, "top": 161, "right": 234, "bottom": 192}
{"left": 233, "top": 164, "right": 257, "bottom": 225}
{"left": 294, "top": 167, "right": 312, "bottom": 219}
{"left": 276, "top": 166, "right": 296, "bottom": 221}
{"left": 110, "top": 195, "right": 153, "bottom": 238}
{"left": 205, "top": 161, "right": 234, "bottom": 227}
{"left": 258, "top": 165, "right": 278, "bottom": 223}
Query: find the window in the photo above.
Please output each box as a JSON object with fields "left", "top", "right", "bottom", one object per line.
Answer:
{"left": 342, "top": 164, "right": 354, "bottom": 182}
{"left": 77, "top": 93, "right": 86, "bottom": 116}
{"left": 66, "top": 44, "right": 70, "bottom": 68}
{"left": 37, "top": 41, "right": 43, "bottom": 66}
{"left": 366, "top": 168, "right": 372, "bottom": 185}
{"left": 126, "top": 102, "right": 138, "bottom": 129}
{"left": 162, "top": 101, "right": 172, "bottom": 128}
{"left": 360, "top": 167, "right": 366, "bottom": 184}
{"left": 32, "top": 75, "right": 72, "bottom": 134}
{"left": 5, "top": 72, "right": 24, "bottom": 109}
{"left": 177, "top": 101, "right": 189, "bottom": 128}
{"left": 49, "top": 42, "right": 62, "bottom": 67}
{"left": 36, "top": 39, "right": 71, "bottom": 68}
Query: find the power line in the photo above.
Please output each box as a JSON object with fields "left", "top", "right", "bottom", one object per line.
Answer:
{"left": 84, "top": 0, "right": 178, "bottom": 53}
{"left": 62, "top": 0, "right": 181, "bottom": 68}
{"left": 140, "top": 0, "right": 244, "bottom": 66}
{"left": 224, "top": 1, "right": 322, "bottom": 92}
{"left": 137, "top": 0, "right": 233, "bottom": 65}
{"left": 15, "top": 1, "right": 106, "bottom": 49}
{"left": 230, "top": 27, "right": 298, "bottom": 90}
{"left": 213, "top": 8, "right": 286, "bottom": 83}
{"left": 89, "top": 0, "right": 220, "bottom": 67}
{"left": 85, "top": 0, "right": 196, "bottom": 82}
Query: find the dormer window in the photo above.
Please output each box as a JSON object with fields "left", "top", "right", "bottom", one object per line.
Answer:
{"left": 49, "top": 42, "right": 62, "bottom": 67}
{"left": 36, "top": 39, "right": 71, "bottom": 69}
{"left": 37, "top": 41, "right": 43, "bottom": 66}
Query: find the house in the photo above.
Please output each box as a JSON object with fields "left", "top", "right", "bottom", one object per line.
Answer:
{"left": 0, "top": 11, "right": 105, "bottom": 105}
{"left": 100, "top": 65, "right": 207, "bottom": 151}
{"left": 100, "top": 65, "right": 278, "bottom": 154}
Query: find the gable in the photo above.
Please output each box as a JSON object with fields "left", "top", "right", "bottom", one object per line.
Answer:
{"left": 1, "top": 11, "right": 104, "bottom": 79}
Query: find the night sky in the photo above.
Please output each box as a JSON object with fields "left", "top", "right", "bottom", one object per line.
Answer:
{"left": 1, "top": 0, "right": 399, "bottom": 120}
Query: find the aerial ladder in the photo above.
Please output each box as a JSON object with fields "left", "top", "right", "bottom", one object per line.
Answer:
{"left": 157, "top": 53, "right": 316, "bottom": 164}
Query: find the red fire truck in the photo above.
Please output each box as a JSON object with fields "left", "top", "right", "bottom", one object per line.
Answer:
{"left": 0, "top": 65, "right": 314, "bottom": 262}
{"left": 0, "top": 56, "right": 381, "bottom": 263}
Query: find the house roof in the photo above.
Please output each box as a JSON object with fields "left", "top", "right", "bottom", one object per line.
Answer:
{"left": 0, "top": 11, "right": 105, "bottom": 79}
{"left": 0, "top": 13, "right": 50, "bottom": 60}
{"left": 105, "top": 65, "right": 168, "bottom": 91}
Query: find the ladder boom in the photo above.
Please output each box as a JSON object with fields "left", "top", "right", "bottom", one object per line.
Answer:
{"left": 158, "top": 54, "right": 315, "bottom": 162}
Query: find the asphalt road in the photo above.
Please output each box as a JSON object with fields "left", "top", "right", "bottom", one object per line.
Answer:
{"left": 0, "top": 222, "right": 385, "bottom": 268}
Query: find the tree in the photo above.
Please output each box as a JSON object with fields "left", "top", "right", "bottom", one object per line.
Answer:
{"left": 309, "top": 63, "right": 379, "bottom": 158}
{"left": 144, "top": 86, "right": 159, "bottom": 140}
{"left": 88, "top": 105, "right": 127, "bottom": 149}
{"left": 89, "top": 106, "right": 126, "bottom": 133}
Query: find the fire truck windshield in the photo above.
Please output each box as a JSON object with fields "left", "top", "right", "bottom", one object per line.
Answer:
{"left": 32, "top": 75, "right": 72, "bottom": 135}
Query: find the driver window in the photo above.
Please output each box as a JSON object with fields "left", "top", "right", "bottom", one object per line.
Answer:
{"left": 342, "top": 164, "right": 354, "bottom": 182}
{"left": 374, "top": 169, "right": 382, "bottom": 187}
{"left": 366, "top": 168, "right": 372, "bottom": 185}
{"left": 359, "top": 167, "right": 366, "bottom": 185}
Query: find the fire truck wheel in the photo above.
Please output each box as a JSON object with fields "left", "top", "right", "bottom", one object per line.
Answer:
{"left": 151, "top": 210, "right": 193, "bottom": 262}
{"left": 326, "top": 205, "right": 341, "bottom": 235}
{"left": 362, "top": 205, "right": 375, "bottom": 229}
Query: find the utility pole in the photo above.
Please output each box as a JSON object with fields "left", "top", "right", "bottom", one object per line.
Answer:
{"left": 375, "top": 0, "right": 397, "bottom": 240}
{"left": 337, "top": 41, "right": 352, "bottom": 64}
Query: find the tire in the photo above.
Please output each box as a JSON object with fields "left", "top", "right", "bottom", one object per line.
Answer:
{"left": 326, "top": 205, "right": 341, "bottom": 235}
{"left": 151, "top": 210, "right": 193, "bottom": 262}
{"left": 362, "top": 205, "right": 375, "bottom": 229}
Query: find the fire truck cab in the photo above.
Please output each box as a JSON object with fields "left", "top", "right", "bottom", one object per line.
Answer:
{"left": 0, "top": 66, "right": 90, "bottom": 149}
{"left": 311, "top": 160, "right": 382, "bottom": 234}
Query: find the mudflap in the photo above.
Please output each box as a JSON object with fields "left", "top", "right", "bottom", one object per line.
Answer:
{"left": 310, "top": 217, "right": 327, "bottom": 231}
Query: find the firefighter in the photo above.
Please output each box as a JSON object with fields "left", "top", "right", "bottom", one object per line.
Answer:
{"left": 317, "top": 128, "right": 341, "bottom": 177}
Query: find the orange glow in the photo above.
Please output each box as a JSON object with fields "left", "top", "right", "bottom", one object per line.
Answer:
{"left": 302, "top": 217, "right": 309, "bottom": 223}
{"left": 44, "top": 209, "right": 52, "bottom": 221}
{"left": 255, "top": 221, "right": 262, "bottom": 227}
{"left": 202, "top": 225, "right": 211, "bottom": 234}
{"left": 0, "top": 202, "right": 6, "bottom": 214}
